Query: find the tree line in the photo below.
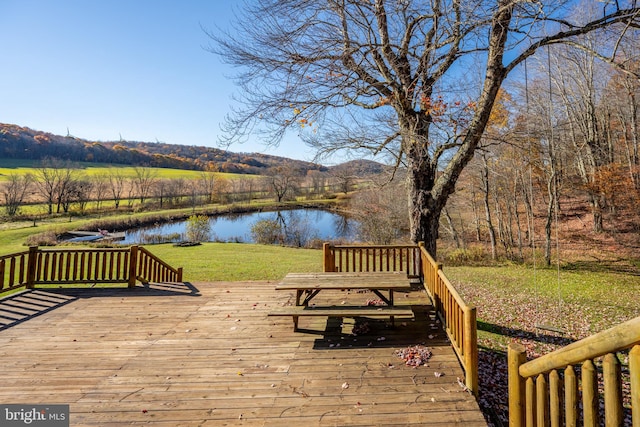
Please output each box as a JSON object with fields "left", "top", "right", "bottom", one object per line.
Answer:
{"left": 1, "top": 160, "right": 361, "bottom": 218}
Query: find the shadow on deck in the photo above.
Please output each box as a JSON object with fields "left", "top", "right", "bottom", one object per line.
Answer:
{"left": 0, "top": 282, "right": 200, "bottom": 331}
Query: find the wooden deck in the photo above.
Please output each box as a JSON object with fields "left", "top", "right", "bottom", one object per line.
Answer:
{"left": 0, "top": 280, "right": 486, "bottom": 426}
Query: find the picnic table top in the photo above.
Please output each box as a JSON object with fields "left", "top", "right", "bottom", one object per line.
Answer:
{"left": 276, "top": 271, "right": 412, "bottom": 291}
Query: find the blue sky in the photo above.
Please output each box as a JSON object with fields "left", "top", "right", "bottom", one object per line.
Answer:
{"left": 0, "top": 0, "right": 319, "bottom": 162}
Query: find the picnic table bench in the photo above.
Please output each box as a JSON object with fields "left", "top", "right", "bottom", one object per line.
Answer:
{"left": 269, "top": 272, "right": 414, "bottom": 331}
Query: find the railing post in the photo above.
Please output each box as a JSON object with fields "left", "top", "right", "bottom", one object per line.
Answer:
{"left": 508, "top": 343, "right": 527, "bottom": 427}
{"left": 434, "top": 262, "right": 442, "bottom": 292}
{"left": 128, "top": 245, "right": 138, "bottom": 288}
{"left": 464, "top": 306, "right": 479, "bottom": 395}
{"left": 432, "top": 264, "right": 442, "bottom": 313}
{"left": 177, "top": 267, "right": 183, "bottom": 282}
{"left": 323, "top": 243, "right": 334, "bottom": 272}
{"left": 26, "top": 246, "right": 38, "bottom": 289}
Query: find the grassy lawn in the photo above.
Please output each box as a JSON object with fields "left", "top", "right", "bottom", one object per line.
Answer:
{"left": 148, "top": 242, "right": 323, "bottom": 282}
{"left": 447, "top": 264, "right": 640, "bottom": 344}
{"left": 444, "top": 263, "right": 640, "bottom": 425}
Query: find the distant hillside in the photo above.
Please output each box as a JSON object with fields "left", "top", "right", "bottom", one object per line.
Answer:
{"left": 0, "top": 123, "right": 334, "bottom": 175}
{"left": 329, "top": 159, "right": 392, "bottom": 176}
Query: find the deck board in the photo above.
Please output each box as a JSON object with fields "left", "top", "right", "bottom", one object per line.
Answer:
{"left": 0, "top": 281, "right": 486, "bottom": 426}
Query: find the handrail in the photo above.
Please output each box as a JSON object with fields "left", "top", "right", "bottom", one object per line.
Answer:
{"left": 508, "top": 316, "right": 640, "bottom": 426}
{"left": 419, "top": 244, "right": 478, "bottom": 395}
{"left": 0, "top": 246, "right": 182, "bottom": 293}
{"left": 135, "top": 246, "right": 183, "bottom": 285}
{"left": 322, "top": 242, "right": 478, "bottom": 395}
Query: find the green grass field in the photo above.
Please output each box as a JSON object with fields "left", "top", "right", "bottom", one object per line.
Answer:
{"left": 0, "top": 159, "right": 256, "bottom": 181}
{"left": 149, "top": 242, "right": 323, "bottom": 282}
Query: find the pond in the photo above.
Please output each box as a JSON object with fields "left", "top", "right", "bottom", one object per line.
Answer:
{"left": 120, "top": 208, "right": 359, "bottom": 245}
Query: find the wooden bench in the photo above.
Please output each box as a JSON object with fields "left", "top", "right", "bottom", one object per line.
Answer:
{"left": 270, "top": 272, "right": 414, "bottom": 331}
{"left": 268, "top": 305, "right": 414, "bottom": 331}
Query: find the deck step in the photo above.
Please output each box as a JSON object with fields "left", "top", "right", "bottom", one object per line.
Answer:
{"left": 268, "top": 305, "right": 414, "bottom": 318}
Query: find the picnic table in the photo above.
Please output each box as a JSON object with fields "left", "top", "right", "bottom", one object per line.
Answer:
{"left": 269, "top": 271, "right": 414, "bottom": 331}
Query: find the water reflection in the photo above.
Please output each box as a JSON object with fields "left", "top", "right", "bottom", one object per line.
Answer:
{"left": 120, "top": 208, "right": 358, "bottom": 245}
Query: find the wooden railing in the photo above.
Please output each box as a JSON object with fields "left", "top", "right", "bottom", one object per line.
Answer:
{"left": 322, "top": 243, "right": 422, "bottom": 277}
{"left": 322, "top": 242, "right": 478, "bottom": 395}
{"left": 32, "top": 246, "right": 132, "bottom": 286}
{"left": 0, "top": 246, "right": 182, "bottom": 292}
{"left": 508, "top": 316, "right": 640, "bottom": 427}
{"left": 134, "top": 246, "right": 183, "bottom": 285}
{"left": 419, "top": 243, "right": 479, "bottom": 395}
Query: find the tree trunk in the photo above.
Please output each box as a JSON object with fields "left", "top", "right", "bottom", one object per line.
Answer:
{"left": 591, "top": 194, "right": 604, "bottom": 233}
{"left": 406, "top": 148, "right": 440, "bottom": 257}
{"left": 443, "top": 206, "right": 462, "bottom": 249}
{"left": 481, "top": 156, "right": 497, "bottom": 260}
{"left": 544, "top": 168, "right": 558, "bottom": 267}
{"left": 470, "top": 190, "right": 482, "bottom": 242}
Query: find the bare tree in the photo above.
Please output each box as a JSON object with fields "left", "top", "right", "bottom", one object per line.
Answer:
{"left": 213, "top": 177, "right": 232, "bottom": 204}
{"left": 307, "top": 170, "right": 328, "bottom": 198}
{"left": 266, "top": 166, "right": 301, "bottom": 202}
{"left": 33, "top": 158, "right": 79, "bottom": 214}
{"left": 34, "top": 159, "right": 61, "bottom": 215}
{"left": 199, "top": 171, "right": 217, "bottom": 204}
{"left": 56, "top": 167, "right": 80, "bottom": 213}
{"left": 210, "top": 0, "right": 640, "bottom": 256}
{"left": 441, "top": 206, "right": 463, "bottom": 250}
{"left": 609, "top": 68, "right": 640, "bottom": 188}
{"left": 107, "top": 169, "right": 126, "bottom": 209}
{"left": 153, "top": 179, "right": 169, "bottom": 208}
{"left": 166, "top": 179, "right": 186, "bottom": 206}
{"left": 331, "top": 169, "right": 356, "bottom": 195}
{"left": 551, "top": 41, "right": 610, "bottom": 232}
{"left": 91, "top": 176, "right": 109, "bottom": 210}
{"left": 479, "top": 154, "right": 498, "bottom": 260}
{"left": 132, "top": 166, "right": 157, "bottom": 204}
{"left": 65, "top": 178, "right": 92, "bottom": 214}
{"left": 351, "top": 180, "right": 409, "bottom": 244}
{"left": 2, "top": 173, "right": 32, "bottom": 217}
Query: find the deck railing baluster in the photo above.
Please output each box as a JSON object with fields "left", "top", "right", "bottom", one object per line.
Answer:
{"left": 548, "top": 370, "right": 561, "bottom": 427}
{"left": 603, "top": 353, "right": 623, "bottom": 426}
{"left": 0, "top": 259, "right": 6, "bottom": 290}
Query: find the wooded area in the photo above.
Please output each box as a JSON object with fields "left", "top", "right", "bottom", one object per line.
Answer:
{"left": 440, "top": 48, "right": 640, "bottom": 265}
{"left": 210, "top": 0, "right": 640, "bottom": 258}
